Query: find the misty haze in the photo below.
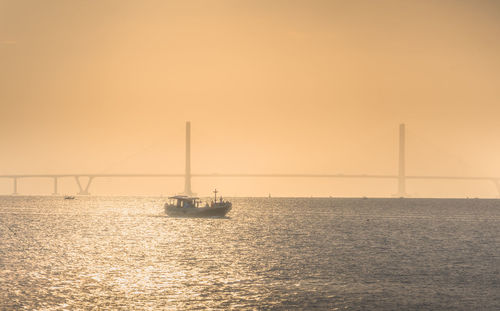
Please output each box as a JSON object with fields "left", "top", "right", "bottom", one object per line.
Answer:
{"left": 1, "top": 1, "right": 499, "bottom": 310}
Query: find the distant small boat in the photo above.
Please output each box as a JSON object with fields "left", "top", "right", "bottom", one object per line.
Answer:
{"left": 164, "top": 189, "right": 231, "bottom": 217}
{"left": 64, "top": 196, "right": 75, "bottom": 200}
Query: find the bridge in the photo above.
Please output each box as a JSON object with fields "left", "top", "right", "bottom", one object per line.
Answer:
{"left": 2, "top": 123, "right": 500, "bottom": 197}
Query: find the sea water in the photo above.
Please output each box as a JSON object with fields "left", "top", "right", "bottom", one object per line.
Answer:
{"left": 1, "top": 196, "right": 499, "bottom": 310}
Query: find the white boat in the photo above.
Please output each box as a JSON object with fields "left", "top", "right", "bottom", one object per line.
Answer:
{"left": 164, "top": 189, "right": 231, "bottom": 217}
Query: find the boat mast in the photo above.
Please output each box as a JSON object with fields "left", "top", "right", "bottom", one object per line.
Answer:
{"left": 213, "top": 188, "right": 218, "bottom": 202}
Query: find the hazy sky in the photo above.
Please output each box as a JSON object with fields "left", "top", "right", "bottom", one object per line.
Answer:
{"left": 1, "top": 0, "right": 500, "bottom": 196}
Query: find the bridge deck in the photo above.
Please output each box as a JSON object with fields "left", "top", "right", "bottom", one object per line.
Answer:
{"left": 0, "top": 173, "right": 498, "bottom": 180}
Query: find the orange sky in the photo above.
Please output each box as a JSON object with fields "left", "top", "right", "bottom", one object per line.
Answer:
{"left": 1, "top": 0, "right": 500, "bottom": 197}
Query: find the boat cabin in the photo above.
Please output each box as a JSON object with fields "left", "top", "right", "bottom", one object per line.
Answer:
{"left": 168, "top": 195, "right": 201, "bottom": 208}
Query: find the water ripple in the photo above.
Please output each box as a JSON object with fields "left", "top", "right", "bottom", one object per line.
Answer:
{"left": 1, "top": 197, "right": 499, "bottom": 310}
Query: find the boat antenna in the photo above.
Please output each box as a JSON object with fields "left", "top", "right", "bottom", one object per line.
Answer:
{"left": 213, "top": 188, "right": 218, "bottom": 202}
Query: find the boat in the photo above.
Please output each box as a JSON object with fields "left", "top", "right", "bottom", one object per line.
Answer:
{"left": 164, "top": 189, "right": 232, "bottom": 217}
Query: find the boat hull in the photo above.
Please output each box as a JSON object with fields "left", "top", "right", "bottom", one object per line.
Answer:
{"left": 164, "top": 203, "right": 231, "bottom": 217}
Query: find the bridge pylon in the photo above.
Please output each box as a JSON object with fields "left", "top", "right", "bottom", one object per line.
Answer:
{"left": 396, "top": 123, "right": 407, "bottom": 197}
{"left": 12, "top": 177, "right": 18, "bottom": 195}
{"left": 75, "top": 176, "right": 94, "bottom": 195}
{"left": 492, "top": 179, "right": 500, "bottom": 198}
{"left": 183, "top": 121, "right": 194, "bottom": 196}
{"left": 52, "top": 177, "right": 58, "bottom": 195}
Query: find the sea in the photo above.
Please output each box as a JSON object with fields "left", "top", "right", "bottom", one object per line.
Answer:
{"left": 1, "top": 196, "right": 499, "bottom": 310}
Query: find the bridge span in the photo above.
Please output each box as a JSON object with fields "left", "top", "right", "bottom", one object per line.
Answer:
{"left": 2, "top": 123, "right": 500, "bottom": 196}
{"left": 1, "top": 173, "right": 500, "bottom": 197}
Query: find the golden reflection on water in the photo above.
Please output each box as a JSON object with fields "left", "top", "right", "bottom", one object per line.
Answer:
{"left": 1, "top": 196, "right": 499, "bottom": 309}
